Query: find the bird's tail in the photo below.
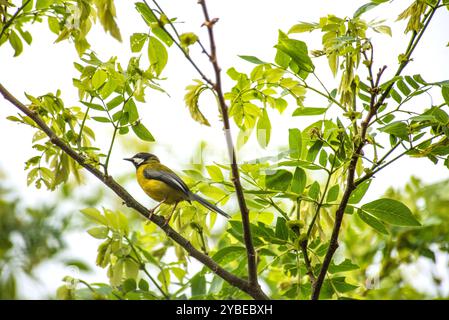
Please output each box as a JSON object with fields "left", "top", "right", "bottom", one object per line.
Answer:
{"left": 190, "top": 193, "right": 231, "bottom": 219}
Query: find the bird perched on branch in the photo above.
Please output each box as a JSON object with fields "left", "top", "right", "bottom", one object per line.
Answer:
{"left": 124, "top": 152, "right": 230, "bottom": 225}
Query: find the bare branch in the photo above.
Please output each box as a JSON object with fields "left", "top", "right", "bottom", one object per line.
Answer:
{"left": 197, "top": 0, "right": 264, "bottom": 295}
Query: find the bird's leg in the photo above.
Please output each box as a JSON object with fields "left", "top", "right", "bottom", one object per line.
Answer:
{"left": 148, "top": 200, "right": 165, "bottom": 219}
{"left": 163, "top": 202, "right": 178, "bottom": 226}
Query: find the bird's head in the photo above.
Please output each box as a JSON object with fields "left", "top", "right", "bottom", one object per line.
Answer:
{"left": 124, "top": 152, "right": 160, "bottom": 168}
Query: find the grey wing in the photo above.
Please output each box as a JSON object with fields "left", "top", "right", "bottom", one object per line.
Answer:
{"left": 143, "top": 168, "right": 191, "bottom": 196}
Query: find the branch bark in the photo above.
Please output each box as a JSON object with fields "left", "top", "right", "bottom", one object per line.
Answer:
{"left": 311, "top": 4, "right": 439, "bottom": 299}
{"left": 0, "top": 83, "right": 268, "bottom": 300}
{"left": 0, "top": 0, "right": 32, "bottom": 40}
{"left": 197, "top": 0, "right": 263, "bottom": 294}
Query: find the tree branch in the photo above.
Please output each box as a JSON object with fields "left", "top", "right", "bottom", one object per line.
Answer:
{"left": 300, "top": 241, "right": 316, "bottom": 285}
{"left": 0, "top": 83, "right": 268, "bottom": 300}
{"left": 142, "top": 0, "right": 214, "bottom": 86}
{"left": 197, "top": 0, "right": 264, "bottom": 296}
{"left": 310, "top": 4, "right": 440, "bottom": 299}
{"left": 0, "top": 0, "right": 32, "bottom": 40}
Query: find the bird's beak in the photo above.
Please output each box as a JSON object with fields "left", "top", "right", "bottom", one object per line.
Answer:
{"left": 123, "top": 158, "right": 133, "bottom": 162}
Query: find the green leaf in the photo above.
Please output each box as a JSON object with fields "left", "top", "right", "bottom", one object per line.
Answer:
{"left": 319, "top": 149, "right": 327, "bottom": 167}
{"left": 278, "top": 160, "right": 323, "bottom": 170}
{"left": 354, "top": 2, "right": 378, "bottom": 18}
{"left": 292, "top": 107, "right": 327, "bottom": 116}
{"left": 123, "top": 279, "right": 136, "bottom": 293}
{"left": 275, "top": 34, "right": 314, "bottom": 73}
{"left": 413, "top": 74, "right": 427, "bottom": 85}
{"left": 148, "top": 36, "right": 168, "bottom": 76}
{"left": 380, "top": 121, "right": 409, "bottom": 140}
{"left": 329, "top": 259, "right": 359, "bottom": 273}
{"left": 397, "top": 79, "right": 411, "bottom": 96}
{"left": 348, "top": 180, "right": 371, "bottom": 204}
{"left": 135, "top": 3, "right": 173, "bottom": 46}
{"left": 48, "top": 16, "right": 60, "bottom": 34}
{"left": 81, "top": 101, "right": 104, "bottom": 111}
{"left": 206, "top": 165, "right": 224, "bottom": 181}
{"left": 382, "top": 114, "right": 395, "bottom": 123}
{"left": 100, "top": 80, "right": 117, "bottom": 99}
{"left": 91, "top": 116, "right": 111, "bottom": 123}
{"left": 238, "top": 55, "right": 267, "bottom": 64}
{"left": 331, "top": 277, "right": 358, "bottom": 293}
{"left": 18, "top": 28, "right": 32, "bottom": 45}
{"left": 308, "top": 181, "right": 320, "bottom": 200}
{"left": 265, "top": 169, "right": 292, "bottom": 191}
{"left": 288, "top": 128, "right": 302, "bottom": 158}
{"left": 124, "top": 259, "right": 139, "bottom": 279}
{"left": 405, "top": 75, "right": 419, "bottom": 90}
{"left": 184, "top": 80, "right": 210, "bottom": 126}
{"left": 179, "top": 32, "right": 198, "bottom": 47}
{"left": 9, "top": 31, "right": 23, "bottom": 57}
{"left": 191, "top": 273, "right": 206, "bottom": 297}
{"left": 357, "top": 209, "right": 389, "bottom": 235}
{"left": 124, "top": 98, "right": 139, "bottom": 123}
{"left": 275, "top": 217, "right": 289, "bottom": 240}
{"left": 95, "top": 0, "right": 122, "bottom": 41}
{"left": 138, "top": 279, "right": 149, "bottom": 291}
{"left": 36, "top": 0, "right": 51, "bottom": 9}
{"left": 171, "top": 267, "right": 186, "bottom": 282}
{"left": 87, "top": 226, "right": 109, "bottom": 239}
{"left": 326, "top": 184, "right": 340, "bottom": 202}
{"left": 256, "top": 108, "right": 271, "bottom": 148}
{"left": 373, "top": 25, "right": 392, "bottom": 37}
{"left": 112, "top": 110, "right": 123, "bottom": 122}
{"left": 106, "top": 95, "right": 124, "bottom": 110}
{"left": 80, "top": 208, "right": 108, "bottom": 226}
{"left": 442, "top": 86, "right": 449, "bottom": 105}
{"left": 291, "top": 167, "right": 306, "bottom": 194}
{"left": 390, "top": 88, "right": 402, "bottom": 103}
{"left": 157, "top": 269, "right": 170, "bottom": 291}
{"left": 306, "top": 140, "right": 323, "bottom": 163}
{"left": 92, "top": 69, "right": 107, "bottom": 89}
{"left": 361, "top": 198, "right": 420, "bottom": 226}
{"left": 211, "top": 246, "right": 246, "bottom": 264}
{"left": 288, "top": 22, "right": 318, "bottom": 33}
{"left": 426, "top": 107, "right": 449, "bottom": 124}
{"left": 130, "top": 33, "right": 147, "bottom": 52}
{"left": 132, "top": 123, "right": 155, "bottom": 142}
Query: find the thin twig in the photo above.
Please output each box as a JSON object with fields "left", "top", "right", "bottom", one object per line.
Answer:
{"left": 0, "top": 0, "right": 32, "bottom": 40}
{"left": 354, "top": 134, "right": 442, "bottom": 187}
{"left": 197, "top": 0, "right": 264, "bottom": 296}
{"left": 142, "top": 0, "right": 213, "bottom": 86}
{"left": 310, "top": 2, "right": 440, "bottom": 300}
{"left": 300, "top": 241, "right": 316, "bottom": 285}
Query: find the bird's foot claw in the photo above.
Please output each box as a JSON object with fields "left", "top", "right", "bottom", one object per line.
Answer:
{"left": 147, "top": 209, "right": 155, "bottom": 220}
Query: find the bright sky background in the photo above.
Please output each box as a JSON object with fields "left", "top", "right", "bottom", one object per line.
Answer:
{"left": 1, "top": 0, "right": 449, "bottom": 298}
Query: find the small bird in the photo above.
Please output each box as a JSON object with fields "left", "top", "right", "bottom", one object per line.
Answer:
{"left": 124, "top": 152, "right": 230, "bottom": 224}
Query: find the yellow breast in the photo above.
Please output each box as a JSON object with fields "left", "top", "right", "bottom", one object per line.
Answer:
{"left": 136, "top": 165, "right": 186, "bottom": 204}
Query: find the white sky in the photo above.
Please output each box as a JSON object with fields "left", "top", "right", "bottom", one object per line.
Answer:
{"left": 1, "top": 0, "right": 449, "bottom": 298}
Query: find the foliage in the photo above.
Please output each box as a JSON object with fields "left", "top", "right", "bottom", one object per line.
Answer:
{"left": 343, "top": 177, "right": 449, "bottom": 299}
{"left": 1, "top": 0, "right": 449, "bottom": 300}
{"left": 0, "top": 177, "right": 92, "bottom": 299}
